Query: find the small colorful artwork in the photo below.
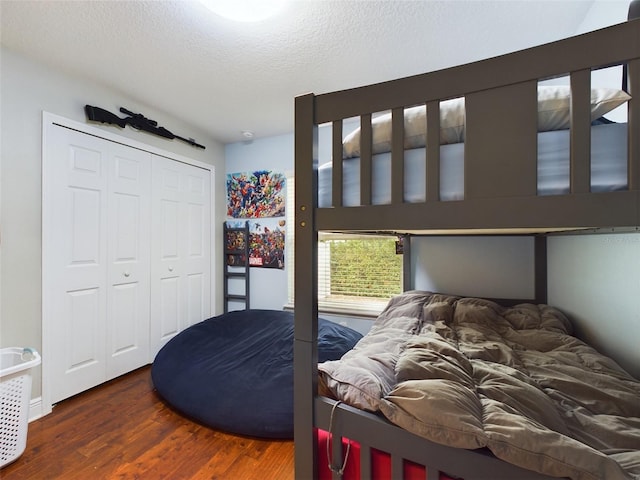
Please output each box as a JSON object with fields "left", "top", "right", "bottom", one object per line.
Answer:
{"left": 225, "top": 223, "right": 248, "bottom": 266}
{"left": 227, "top": 220, "right": 285, "bottom": 269}
{"left": 226, "top": 170, "right": 285, "bottom": 218}
{"left": 226, "top": 254, "right": 246, "bottom": 267}
{"left": 225, "top": 230, "right": 246, "bottom": 253}
{"left": 248, "top": 222, "right": 285, "bottom": 269}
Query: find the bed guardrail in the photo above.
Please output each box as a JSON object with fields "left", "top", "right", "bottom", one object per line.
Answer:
{"left": 297, "top": 19, "right": 640, "bottom": 233}
{"left": 315, "top": 397, "right": 557, "bottom": 480}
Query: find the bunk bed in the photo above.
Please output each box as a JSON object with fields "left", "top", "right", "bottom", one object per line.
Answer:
{"left": 294, "top": 6, "right": 640, "bottom": 480}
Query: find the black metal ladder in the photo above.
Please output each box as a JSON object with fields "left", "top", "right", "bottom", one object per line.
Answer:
{"left": 223, "top": 221, "right": 250, "bottom": 312}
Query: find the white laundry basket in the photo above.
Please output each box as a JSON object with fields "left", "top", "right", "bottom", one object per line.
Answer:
{"left": 1, "top": 347, "right": 41, "bottom": 468}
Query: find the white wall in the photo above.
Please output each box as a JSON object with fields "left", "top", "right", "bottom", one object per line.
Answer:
{"left": 412, "top": 236, "right": 535, "bottom": 300}
{"left": 0, "top": 47, "right": 227, "bottom": 399}
{"left": 576, "top": 0, "right": 630, "bottom": 33}
{"left": 548, "top": 233, "right": 640, "bottom": 379}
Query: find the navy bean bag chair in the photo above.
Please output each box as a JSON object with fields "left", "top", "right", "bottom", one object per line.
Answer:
{"left": 151, "top": 309, "right": 362, "bottom": 438}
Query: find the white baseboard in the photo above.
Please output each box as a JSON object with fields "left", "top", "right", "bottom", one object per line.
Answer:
{"left": 29, "top": 396, "right": 45, "bottom": 422}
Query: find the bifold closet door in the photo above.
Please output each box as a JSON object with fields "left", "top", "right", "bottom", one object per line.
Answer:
{"left": 150, "top": 156, "right": 211, "bottom": 357}
{"left": 47, "top": 125, "right": 151, "bottom": 404}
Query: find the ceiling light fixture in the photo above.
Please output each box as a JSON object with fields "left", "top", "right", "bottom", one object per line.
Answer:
{"left": 200, "top": 0, "right": 287, "bottom": 22}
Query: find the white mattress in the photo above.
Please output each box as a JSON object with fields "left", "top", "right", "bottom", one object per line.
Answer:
{"left": 318, "top": 123, "right": 628, "bottom": 207}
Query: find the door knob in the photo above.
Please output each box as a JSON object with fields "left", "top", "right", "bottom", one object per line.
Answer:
{"left": 124, "top": 272, "right": 130, "bottom": 277}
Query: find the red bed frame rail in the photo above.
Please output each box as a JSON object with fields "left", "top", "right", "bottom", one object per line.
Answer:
{"left": 317, "top": 430, "right": 457, "bottom": 480}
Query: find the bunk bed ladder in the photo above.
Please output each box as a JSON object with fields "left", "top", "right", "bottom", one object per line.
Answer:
{"left": 223, "top": 221, "right": 250, "bottom": 313}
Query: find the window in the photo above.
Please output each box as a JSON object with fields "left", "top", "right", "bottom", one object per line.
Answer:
{"left": 286, "top": 176, "right": 403, "bottom": 315}
{"left": 318, "top": 233, "right": 403, "bottom": 315}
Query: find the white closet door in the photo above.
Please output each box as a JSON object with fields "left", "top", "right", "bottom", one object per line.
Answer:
{"left": 49, "top": 126, "right": 108, "bottom": 403}
{"left": 106, "top": 148, "right": 151, "bottom": 378}
{"left": 150, "top": 156, "right": 211, "bottom": 357}
{"left": 48, "top": 125, "right": 151, "bottom": 403}
{"left": 182, "top": 162, "right": 212, "bottom": 329}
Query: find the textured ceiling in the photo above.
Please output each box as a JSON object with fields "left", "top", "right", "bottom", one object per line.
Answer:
{"left": 0, "top": 0, "right": 613, "bottom": 144}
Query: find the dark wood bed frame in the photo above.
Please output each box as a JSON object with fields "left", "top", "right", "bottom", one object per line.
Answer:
{"left": 294, "top": 8, "right": 640, "bottom": 480}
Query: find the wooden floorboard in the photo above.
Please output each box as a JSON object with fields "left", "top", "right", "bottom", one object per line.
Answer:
{"left": 1, "top": 366, "right": 294, "bottom": 479}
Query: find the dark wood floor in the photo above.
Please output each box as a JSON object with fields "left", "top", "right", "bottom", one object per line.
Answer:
{"left": 1, "top": 366, "right": 295, "bottom": 479}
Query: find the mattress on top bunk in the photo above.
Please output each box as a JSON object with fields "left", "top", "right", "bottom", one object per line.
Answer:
{"left": 318, "top": 122, "right": 628, "bottom": 207}
{"left": 318, "top": 291, "right": 640, "bottom": 480}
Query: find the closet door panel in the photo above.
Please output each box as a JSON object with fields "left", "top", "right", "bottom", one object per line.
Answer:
{"left": 66, "top": 287, "right": 102, "bottom": 371}
{"left": 159, "top": 199, "right": 180, "bottom": 260}
{"left": 186, "top": 273, "right": 205, "bottom": 328}
{"left": 109, "top": 283, "right": 141, "bottom": 359}
{"left": 49, "top": 127, "right": 109, "bottom": 403}
{"left": 183, "top": 166, "right": 211, "bottom": 330}
{"left": 151, "top": 159, "right": 184, "bottom": 354}
{"left": 68, "top": 189, "right": 101, "bottom": 268}
{"left": 150, "top": 157, "right": 211, "bottom": 356}
{"left": 158, "top": 276, "right": 181, "bottom": 341}
{"left": 106, "top": 149, "right": 151, "bottom": 378}
{"left": 63, "top": 148, "right": 105, "bottom": 291}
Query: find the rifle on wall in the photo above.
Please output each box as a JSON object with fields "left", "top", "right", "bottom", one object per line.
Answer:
{"left": 85, "top": 105, "right": 206, "bottom": 149}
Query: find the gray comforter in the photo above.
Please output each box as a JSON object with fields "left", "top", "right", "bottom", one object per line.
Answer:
{"left": 318, "top": 291, "right": 640, "bottom": 480}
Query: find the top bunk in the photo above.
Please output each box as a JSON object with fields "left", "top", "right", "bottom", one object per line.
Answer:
{"left": 294, "top": 17, "right": 640, "bottom": 235}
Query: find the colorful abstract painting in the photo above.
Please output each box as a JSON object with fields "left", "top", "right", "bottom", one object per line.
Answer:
{"left": 227, "top": 170, "right": 285, "bottom": 218}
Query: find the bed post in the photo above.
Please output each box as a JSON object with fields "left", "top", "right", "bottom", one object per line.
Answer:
{"left": 294, "top": 93, "right": 320, "bottom": 480}
{"left": 627, "top": 34, "right": 640, "bottom": 191}
{"left": 402, "top": 234, "right": 413, "bottom": 291}
{"left": 622, "top": 0, "right": 640, "bottom": 93}
{"left": 534, "top": 235, "right": 548, "bottom": 304}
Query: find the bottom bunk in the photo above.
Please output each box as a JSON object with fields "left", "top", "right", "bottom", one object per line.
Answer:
{"left": 304, "top": 291, "right": 640, "bottom": 480}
